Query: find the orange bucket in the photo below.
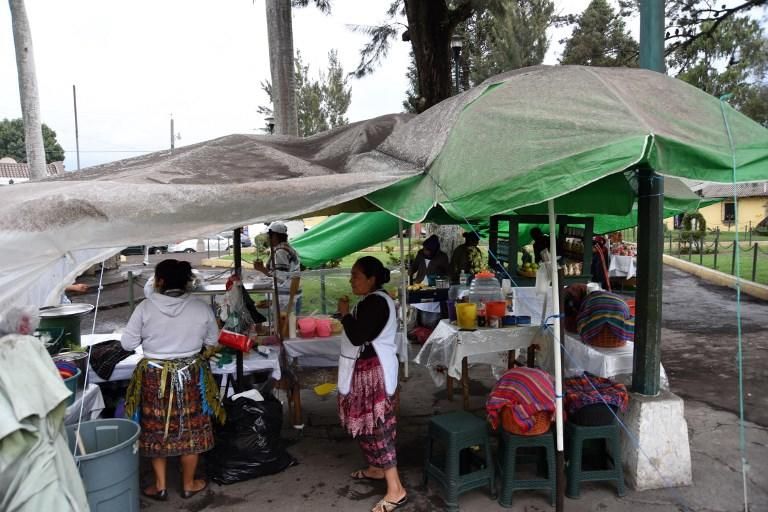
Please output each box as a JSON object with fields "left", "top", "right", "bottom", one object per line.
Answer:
{"left": 485, "top": 301, "right": 506, "bottom": 319}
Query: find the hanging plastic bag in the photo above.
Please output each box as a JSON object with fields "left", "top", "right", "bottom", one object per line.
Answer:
{"left": 206, "top": 393, "right": 296, "bottom": 484}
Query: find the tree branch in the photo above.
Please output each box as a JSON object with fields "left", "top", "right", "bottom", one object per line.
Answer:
{"left": 665, "top": 0, "right": 766, "bottom": 56}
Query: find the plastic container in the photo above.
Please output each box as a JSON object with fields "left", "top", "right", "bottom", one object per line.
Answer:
{"left": 315, "top": 318, "right": 332, "bottom": 337}
{"left": 53, "top": 350, "right": 89, "bottom": 392}
{"left": 297, "top": 317, "right": 317, "bottom": 338}
{"left": 485, "top": 301, "right": 506, "bottom": 319}
{"left": 218, "top": 329, "right": 253, "bottom": 352}
{"left": 446, "top": 300, "right": 457, "bottom": 322}
{"left": 516, "top": 315, "right": 532, "bottom": 325}
{"left": 67, "top": 418, "right": 141, "bottom": 512}
{"left": 456, "top": 303, "right": 477, "bottom": 329}
{"left": 468, "top": 272, "right": 504, "bottom": 304}
{"left": 502, "top": 315, "right": 517, "bottom": 327}
{"left": 62, "top": 367, "right": 81, "bottom": 406}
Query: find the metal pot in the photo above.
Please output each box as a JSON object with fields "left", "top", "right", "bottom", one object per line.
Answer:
{"left": 39, "top": 303, "right": 94, "bottom": 349}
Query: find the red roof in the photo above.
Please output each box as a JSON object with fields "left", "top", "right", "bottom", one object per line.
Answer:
{"left": 0, "top": 161, "right": 64, "bottom": 179}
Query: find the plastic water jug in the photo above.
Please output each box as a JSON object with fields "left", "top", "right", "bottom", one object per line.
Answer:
{"left": 468, "top": 272, "right": 504, "bottom": 303}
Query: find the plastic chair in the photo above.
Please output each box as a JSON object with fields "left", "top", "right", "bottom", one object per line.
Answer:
{"left": 423, "top": 411, "right": 496, "bottom": 511}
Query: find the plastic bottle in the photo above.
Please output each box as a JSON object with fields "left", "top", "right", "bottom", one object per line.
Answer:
{"left": 288, "top": 311, "right": 297, "bottom": 339}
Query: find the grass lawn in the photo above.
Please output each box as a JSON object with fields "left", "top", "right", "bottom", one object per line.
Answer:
{"left": 668, "top": 250, "right": 768, "bottom": 285}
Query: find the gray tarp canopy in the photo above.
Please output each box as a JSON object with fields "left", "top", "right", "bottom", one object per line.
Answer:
{"left": 0, "top": 114, "right": 416, "bottom": 310}
{"left": 1, "top": 65, "right": 767, "bottom": 311}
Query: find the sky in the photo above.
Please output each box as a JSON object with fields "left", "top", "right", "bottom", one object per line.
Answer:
{"left": 0, "top": 0, "right": 621, "bottom": 170}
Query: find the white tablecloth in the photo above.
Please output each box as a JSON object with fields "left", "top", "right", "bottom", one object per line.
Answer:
{"left": 81, "top": 334, "right": 281, "bottom": 382}
{"left": 414, "top": 320, "right": 543, "bottom": 386}
{"left": 608, "top": 255, "right": 637, "bottom": 279}
{"left": 536, "top": 330, "right": 667, "bottom": 388}
{"left": 64, "top": 384, "right": 105, "bottom": 425}
{"left": 283, "top": 331, "right": 409, "bottom": 368}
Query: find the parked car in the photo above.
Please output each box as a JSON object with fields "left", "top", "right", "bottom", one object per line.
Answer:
{"left": 167, "top": 236, "right": 230, "bottom": 254}
{"left": 167, "top": 240, "right": 199, "bottom": 253}
{"left": 218, "top": 232, "right": 253, "bottom": 248}
{"left": 120, "top": 245, "right": 168, "bottom": 256}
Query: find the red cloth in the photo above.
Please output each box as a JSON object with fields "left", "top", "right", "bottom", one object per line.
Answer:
{"left": 486, "top": 368, "right": 555, "bottom": 432}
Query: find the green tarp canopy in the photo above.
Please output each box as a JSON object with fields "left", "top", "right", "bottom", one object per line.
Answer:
{"left": 354, "top": 66, "right": 766, "bottom": 223}
{"left": 292, "top": 176, "right": 713, "bottom": 268}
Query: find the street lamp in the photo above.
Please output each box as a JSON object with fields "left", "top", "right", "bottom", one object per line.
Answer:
{"left": 265, "top": 116, "right": 275, "bottom": 135}
{"left": 450, "top": 35, "right": 463, "bottom": 95}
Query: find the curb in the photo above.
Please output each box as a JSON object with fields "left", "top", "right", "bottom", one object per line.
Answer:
{"left": 663, "top": 254, "right": 768, "bottom": 301}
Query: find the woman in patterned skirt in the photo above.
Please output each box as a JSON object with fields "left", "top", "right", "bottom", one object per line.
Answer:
{"left": 121, "top": 259, "right": 223, "bottom": 500}
{"left": 337, "top": 256, "right": 407, "bottom": 512}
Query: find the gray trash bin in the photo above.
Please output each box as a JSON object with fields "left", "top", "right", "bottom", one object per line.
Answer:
{"left": 67, "top": 418, "right": 141, "bottom": 512}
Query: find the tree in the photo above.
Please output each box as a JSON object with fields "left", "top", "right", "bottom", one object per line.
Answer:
{"left": 668, "top": 14, "right": 767, "bottom": 124}
{"left": 265, "top": 0, "right": 299, "bottom": 136}
{"left": 401, "top": 1, "right": 554, "bottom": 111}
{"left": 259, "top": 51, "right": 351, "bottom": 137}
{"left": 560, "top": 0, "right": 639, "bottom": 66}
{"left": 0, "top": 118, "right": 65, "bottom": 163}
{"left": 8, "top": 0, "right": 46, "bottom": 179}
{"left": 460, "top": 0, "right": 554, "bottom": 87}
{"left": 352, "top": 0, "right": 508, "bottom": 113}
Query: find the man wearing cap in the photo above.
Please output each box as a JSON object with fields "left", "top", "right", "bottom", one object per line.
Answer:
{"left": 450, "top": 231, "right": 484, "bottom": 284}
{"left": 253, "top": 221, "right": 302, "bottom": 314}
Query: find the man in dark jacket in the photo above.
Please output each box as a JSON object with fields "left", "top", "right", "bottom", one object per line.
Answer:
{"left": 408, "top": 235, "right": 450, "bottom": 285}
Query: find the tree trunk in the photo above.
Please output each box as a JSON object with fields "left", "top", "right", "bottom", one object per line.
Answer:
{"left": 265, "top": 0, "right": 299, "bottom": 136}
{"left": 9, "top": 0, "right": 46, "bottom": 179}
{"left": 404, "top": 0, "right": 457, "bottom": 112}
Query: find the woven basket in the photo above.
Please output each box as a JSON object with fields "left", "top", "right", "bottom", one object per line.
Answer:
{"left": 501, "top": 408, "right": 552, "bottom": 436}
{"left": 517, "top": 269, "right": 537, "bottom": 278}
{"left": 587, "top": 325, "right": 628, "bottom": 348}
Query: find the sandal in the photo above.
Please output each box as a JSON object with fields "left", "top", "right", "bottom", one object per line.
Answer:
{"left": 181, "top": 480, "right": 208, "bottom": 499}
{"left": 142, "top": 486, "right": 168, "bottom": 501}
{"left": 351, "top": 469, "right": 385, "bottom": 481}
{"left": 372, "top": 495, "right": 408, "bottom": 512}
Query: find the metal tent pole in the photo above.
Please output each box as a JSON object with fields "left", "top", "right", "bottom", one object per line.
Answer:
{"left": 233, "top": 228, "right": 244, "bottom": 387}
{"left": 548, "top": 200, "right": 565, "bottom": 512}
{"left": 399, "top": 218, "right": 409, "bottom": 379}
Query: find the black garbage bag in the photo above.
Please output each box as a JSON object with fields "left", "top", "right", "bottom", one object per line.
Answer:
{"left": 206, "top": 393, "right": 296, "bottom": 484}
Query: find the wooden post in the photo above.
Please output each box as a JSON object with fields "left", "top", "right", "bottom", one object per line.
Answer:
{"left": 320, "top": 269, "right": 327, "bottom": 314}
{"left": 752, "top": 243, "right": 758, "bottom": 283}
{"left": 127, "top": 271, "right": 135, "bottom": 314}
{"left": 732, "top": 243, "right": 737, "bottom": 276}
{"left": 714, "top": 232, "right": 719, "bottom": 269}
{"left": 461, "top": 357, "right": 470, "bottom": 410}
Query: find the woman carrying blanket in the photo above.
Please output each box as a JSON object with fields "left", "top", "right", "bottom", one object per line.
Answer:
{"left": 337, "top": 256, "right": 407, "bottom": 512}
{"left": 121, "top": 259, "right": 224, "bottom": 501}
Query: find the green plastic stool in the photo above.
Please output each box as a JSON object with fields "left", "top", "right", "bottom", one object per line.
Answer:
{"left": 423, "top": 411, "right": 496, "bottom": 511}
{"left": 565, "top": 420, "right": 626, "bottom": 498}
{"left": 497, "top": 429, "right": 556, "bottom": 507}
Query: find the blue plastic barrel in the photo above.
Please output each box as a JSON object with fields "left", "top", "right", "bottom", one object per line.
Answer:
{"left": 67, "top": 419, "right": 141, "bottom": 512}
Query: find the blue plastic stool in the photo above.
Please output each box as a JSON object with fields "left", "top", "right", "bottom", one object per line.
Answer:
{"left": 423, "top": 411, "right": 496, "bottom": 511}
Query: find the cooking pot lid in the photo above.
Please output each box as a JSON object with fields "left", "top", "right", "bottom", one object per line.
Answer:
{"left": 39, "top": 303, "right": 95, "bottom": 318}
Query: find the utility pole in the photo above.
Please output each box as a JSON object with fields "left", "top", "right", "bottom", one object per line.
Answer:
{"left": 633, "top": 0, "right": 665, "bottom": 395}
{"left": 73, "top": 85, "right": 80, "bottom": 170}
{"left": 170, "top": 115, "right": 175, "bottom": 151}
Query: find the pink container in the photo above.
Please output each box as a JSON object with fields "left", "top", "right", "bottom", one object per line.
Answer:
{"left": 297, "top": 317, "right": 317, "bottom": 338}
{"left": 315, "top": 318, "right": 332, "bottom": 337}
